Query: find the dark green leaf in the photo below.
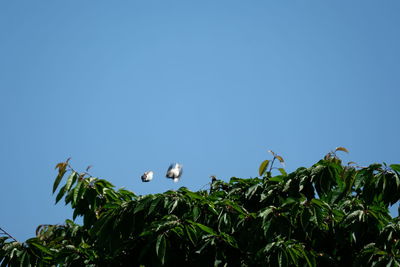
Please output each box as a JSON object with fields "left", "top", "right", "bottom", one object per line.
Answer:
{"left": 156, "top": 234, "right": 166, "bottom": 265}
{"left": 73, "top": 180, "right": 83, "bottom": 203}
{"left": 55, "top": 184, "right": 67, "bottom": 204}
{"left": 29, "top": 241, "right": 52, "bottom": 255}
{"left": 148, "top": 197, "right": 162, "bottom": 216}
{"left": 20, "top": 251, "right": 30, "bottom": 267}
{"left": 187, "top": 220, "right": 217, "bottom": 236}
{"left": 192, "top": 206, "right": 200, "bottom": 221}
{"left": 53, "top": 169, "right": 66, "bottom": 193}
{"left": 64, "top": 172, "right": 78, "bottom": 192}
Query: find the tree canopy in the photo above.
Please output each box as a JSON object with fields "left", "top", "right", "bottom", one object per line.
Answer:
{"left": 1, "top": 148, "right": 400, "bottom": 266}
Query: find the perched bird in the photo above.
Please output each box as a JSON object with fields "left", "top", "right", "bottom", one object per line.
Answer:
{"left": 141, "top": 171, "right": 154, "bottom": 182}
{"left": 166, "top": 163, "right": 183, "bottom": 182}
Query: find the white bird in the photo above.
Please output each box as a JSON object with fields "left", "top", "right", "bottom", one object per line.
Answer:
{"left": 166, "top": 163, "right": 183, "bottom": 182}
{"left": 141, "top": 171, "right": 154, "bottom": 182}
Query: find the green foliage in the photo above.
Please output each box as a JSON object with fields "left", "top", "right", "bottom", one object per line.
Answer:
{"left": 2, "top": 149, "right": 400, "bottom": 266}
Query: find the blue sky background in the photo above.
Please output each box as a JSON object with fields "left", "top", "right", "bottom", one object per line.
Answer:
{"left": 1, "top": 1, "right": 399, "bottom": 241}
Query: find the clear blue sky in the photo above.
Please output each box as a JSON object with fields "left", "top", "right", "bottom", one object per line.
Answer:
{"left": 1, "top": 1, "right": 399, "bottom": 241}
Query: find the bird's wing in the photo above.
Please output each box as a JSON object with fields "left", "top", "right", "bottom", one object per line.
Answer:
{"left": 177, "top": 167, "right": 183, "bottom": 178}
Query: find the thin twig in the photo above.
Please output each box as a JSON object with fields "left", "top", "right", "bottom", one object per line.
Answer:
{"left": 0, "top": 227, "right": 18, "bottom": 242}
{"left": 268, "top": 157, "right": 276, "bottom": 173}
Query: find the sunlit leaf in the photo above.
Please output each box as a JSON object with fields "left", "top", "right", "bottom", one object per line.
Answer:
{"left": 54, "top": 162, "right": 66, "bottom": 170}
{"left": 169, "top": 199, "right": 179, "bottom": 213}
{"left": 335, "top": 147, "right": 349, "bottom": 153}
{"left": 278, "top": 168, "right": 287, "bottom": 176}
{"left": 269, "top": 176, "right": 283, "bottom": 182}
{"left": 73, "top": 181, "right": 83, "bottom": 203}
{"left": 275, "top": 155, "right": 284, "bottom": 163}
{"left": 259, "top": 160, "right": 270, "bottom": 176}
{"left": 64, "top": 172, "right": 78, "bottom": 192}
{"left": 246, "top": 184, "right": 260, "bottom": 199}
{"left": 390, "top": 164, "right": 400, "bottom": 173}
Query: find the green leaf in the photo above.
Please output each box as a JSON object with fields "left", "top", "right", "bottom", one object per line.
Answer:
{"left": 258, "top": 206, "right": 275, "bottom": 219}
{"left": 95, "top": 179, "right": 115, "bottom": 189}
{"left": 73, "top": 208, "right": 80, "bottom": 220}
{"left": 55, "top": 184, "right": 67, "bottom": 204}
{"left": 278, "top": 251, "right": 283, "bottom": 267}
{"left": 269, "top": 176, "right": 283, "bottom": 182}
{"left": 148, "top": 197, "right": 162, "bottom": 216}
{"left": 192, "top": 206, "right": 200, "bottom": 221}
{"left": 390, "top": 164, "right": 400, "bottom": 173}
{"left": 287, "top": 247, "right": 299, "bottom": 264}
{"left": 301, "top": 250, "right": 316, "bottom": 267}
{"left": 20, "top": 251, "right": 30, "bottom": 267}
{"left": 311, "top": 199, "right": 329, "bottom": 209}
{"left": 76, "top": 180, "right": 87, "bottom": 204}
{"left": 185, "top": 225, "right": 197, "bottom": 245}
{"left": 278, "top": 168, "right": 287, "bottom": 176}
{"left": 246, "top": 184, "right": 260, "bottom": 199}
{"left": 53, "top": 169, "right": 66, "bottom": 193}
{"left": 214, "top": 258, "right": 222, "bottom": 266}
{"left": 29, "top": 241, "right": 52, "bottom": 255}
{"left": 169, "top": 199, "right": 179, "bottom": 213}
{"left": 181, "top": 188, "right": 203, "bottom": 200}
{"left": 187, "top": 220, "right": 217, "bottom": 236}
{"left": 64, "top": 172, "right": 78, "bottom": 192}
{"left": 134, "top": 198, "right": 149, "bottom": 214}
{"left": 73, "top": 180, "right": 83, "bottom": 203}
{"left": 259, "top": 160, "right": 270, "bottom": 176}
{"left": 156, "top": 234, "right": 166, "bottom": 265}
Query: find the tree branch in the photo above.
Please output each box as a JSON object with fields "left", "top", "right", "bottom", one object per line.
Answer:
{"left": 0, "top": 227, "right": 18, "bottom": 242}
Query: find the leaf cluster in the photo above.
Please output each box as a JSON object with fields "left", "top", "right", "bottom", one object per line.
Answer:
{"left": 2, "top": 154, "right": 400, "bottom": 266}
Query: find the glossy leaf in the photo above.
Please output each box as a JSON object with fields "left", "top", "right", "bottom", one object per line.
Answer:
{"left": 53, "top": 169, "right": 66, "bottom": 193}
{"left": 55, "top": 184, "right": 67, "bottom": 204}
{"left": 156, "top": 234, "right": 166, "bottom": 265}
{"left": 64, "top": 172, "right": 78, "bottom": 192}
